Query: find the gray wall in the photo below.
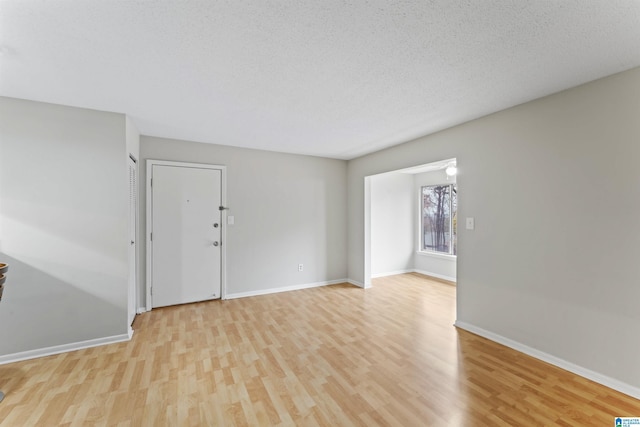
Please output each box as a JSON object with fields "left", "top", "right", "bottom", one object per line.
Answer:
{"left": 370, "top": 172, "right": 414, "bottom": 276}
{"left": 0, "top": 97, "right": 130, "bottom": 355}
{"left": 140, "top": 136, "right": 348, "bottom": 304}
{"left": 348, "top": 67, "right": 640, "bottom": 390}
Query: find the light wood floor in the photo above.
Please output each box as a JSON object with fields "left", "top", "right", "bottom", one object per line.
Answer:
{"left": 0, "top": 273, "right": 638, "bottom": 426}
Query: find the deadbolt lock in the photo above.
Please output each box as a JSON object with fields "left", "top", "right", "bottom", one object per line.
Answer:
{"left": 213, "top": 223, "right": 219, "bottom": 228}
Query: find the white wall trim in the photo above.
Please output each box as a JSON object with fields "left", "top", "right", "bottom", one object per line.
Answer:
{"left": 127, "top": 156, "right": 139, "bottom": 329}
{"left": 454, "top": 321, "right": 640, "bottom": 400}
{"left": 0, "top": 333, "right": 132, "bottom": 366}
{"left": 413, "top": 269, "right": 456, "bottom": 283}
{"left": 363, "top": 176, "right": 372, "bottom": 288}
{"left": 348, "top": 278, "right": 368, "bottom": 289}
{"left": 371, "top": 269, "right": 413, "bottom": 279}
{"left": 225, "top": 279, "right": 349, "bottom": 300}
{"left": 415, "top": 250, "right": 457, "bottom": 261}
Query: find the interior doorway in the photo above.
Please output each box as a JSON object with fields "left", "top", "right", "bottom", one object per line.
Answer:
{"left": 364, "top": 158, "right": 457, "bottom": 287}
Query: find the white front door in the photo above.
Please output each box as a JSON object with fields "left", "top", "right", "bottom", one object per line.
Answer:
{"left": 150, "top": 164, "right": 222, "bottom": 308}
{"left": 128, "top": 157, "right": 137, "bottom": 326}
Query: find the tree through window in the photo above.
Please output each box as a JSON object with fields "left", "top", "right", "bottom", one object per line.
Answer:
{"left": 421, "top": 184, "right": 457, "bottom": 255}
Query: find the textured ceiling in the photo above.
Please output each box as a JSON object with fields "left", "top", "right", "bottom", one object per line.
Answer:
{"left": 1, "top": 1, "right": 640, "bottom": 159}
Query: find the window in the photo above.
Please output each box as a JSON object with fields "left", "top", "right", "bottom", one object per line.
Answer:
{"left": 421, "top": 184, "right": 457, "bottom": 255}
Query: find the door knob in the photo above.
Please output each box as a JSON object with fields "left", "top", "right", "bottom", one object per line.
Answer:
{"left": 213, "top": 223, "right": 219, "bottom": 228}
{"left": 212, "top": 241, "right": 219, "bottom": 247}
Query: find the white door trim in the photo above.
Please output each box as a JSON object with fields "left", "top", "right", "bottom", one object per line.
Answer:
{"left": 128, "top": 156, "right": 138, "bottom": 326}
{"left": 146, "top": 159, "right": 227, "bottom": 311}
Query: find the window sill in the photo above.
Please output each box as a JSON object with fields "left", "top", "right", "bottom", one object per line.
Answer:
{"left": 416, "top": 251, "right": 457, "bottom": 261}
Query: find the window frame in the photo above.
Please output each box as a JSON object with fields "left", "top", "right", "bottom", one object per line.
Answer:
{"left": 419, "top": 183, "right": 457, "bottom": 257}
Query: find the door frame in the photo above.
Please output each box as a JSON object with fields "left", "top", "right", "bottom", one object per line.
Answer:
{"left": 128, "top": 155, "right": 138, "bottom": 328}
{"left": 146, "top": 159, "right": 227, "bottom": 311}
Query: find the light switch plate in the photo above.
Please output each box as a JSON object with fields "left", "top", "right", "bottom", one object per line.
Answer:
{"left": 466, "top": 217, "right": 475, "bottom": 230}
{"left": 227, "top": 216, "right": 235, "bottom": 225}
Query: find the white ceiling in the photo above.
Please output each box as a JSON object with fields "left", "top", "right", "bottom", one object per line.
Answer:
{"left": 1, "top": 1, "right": 639, "bottom": 160}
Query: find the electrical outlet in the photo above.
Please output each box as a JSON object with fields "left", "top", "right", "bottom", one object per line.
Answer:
{"left": 298, "top": 264, "right": 303, "bottom": 272}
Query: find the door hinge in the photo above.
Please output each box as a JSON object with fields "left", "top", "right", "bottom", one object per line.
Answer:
{"left": 151, "top": 178, "right": 153, "bottom": 187}
{"left": 150, "top": 287, "right": 153, "bottom": 296}
{"left": 150, "top": 232, "right": 153, "bottom": 241}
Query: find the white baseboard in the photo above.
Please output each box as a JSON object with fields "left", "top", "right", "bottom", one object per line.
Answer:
{"left": 347, "top": 278, "right": 366, "bottom": 288}
{"left": 0, "top": 332, "right": 132, "bottom": 366}
{"left": 412, "top": 269, "right": 456, "bottom": 283}
{"left": 454, "top": 321, "right": 640, "bottom": 400}
{"left": 371, "top": 269, "right": 413, "bottom": 279}
{"left": 224, "top": 279, "right": 349, "bottom": 300}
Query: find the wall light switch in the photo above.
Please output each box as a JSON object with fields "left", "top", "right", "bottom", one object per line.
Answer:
{"left": 227, "top": 216, "right": 235, "bottom": 225}
{"left": 466, "top": 217, "right": 475, "bottom": 230}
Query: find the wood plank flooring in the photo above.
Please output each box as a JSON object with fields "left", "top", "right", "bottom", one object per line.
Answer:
{"left": 0, "top": 273, "right": 638, "bottom": 426}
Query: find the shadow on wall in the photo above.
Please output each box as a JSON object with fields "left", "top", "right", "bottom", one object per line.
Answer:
{"left": 0, "top": 252, "right": 126, "bottom": 358}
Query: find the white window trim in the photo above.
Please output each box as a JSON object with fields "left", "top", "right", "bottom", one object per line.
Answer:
{"left": 418, "top": 182, "right": 457, "bottom": 256}
{"left": 416, "top": 250, "right": 457, "bottom": 260}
